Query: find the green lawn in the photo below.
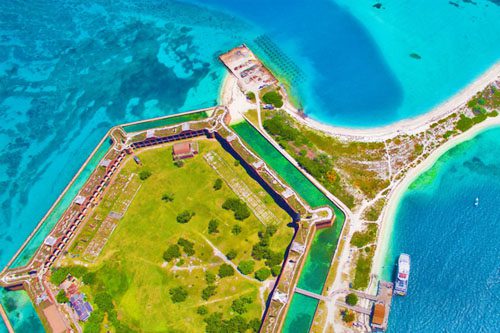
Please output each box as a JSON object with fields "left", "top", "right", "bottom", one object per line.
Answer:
{"left": 60, "top": 139, "right": 293, "bottom": 332}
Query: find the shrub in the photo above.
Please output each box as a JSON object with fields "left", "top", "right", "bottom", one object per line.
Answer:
{"left": 201, "top": 285, "right": 217, "bottom": 300}
{"left": 254, "top": 267, "right": 271, "bottom": 281}
{"left": 218, "top": 264, "right": 235, "bottom": 278}
{"left": 163, "top": 244, "right": 181, "bottom": 262}
{"left": 246, "top": 91, "right": 256, "bottom": 102}
{"left": 162, "top": 192, "right": 175, "bottom": 202}
{"left": 265, "top": 251, "right": 282, "bottom": 268}
{"left": 231, "top": 225, "right": 242, "bottom": 235}
{"left": 174, "top": 160, "right": 184, "bottom": 168}
{"left": 237, "top": 260, "right": 255, "bottom": 275}
{"left": 213, "top": 178, "right": 223, "bottom": 190}
{"left": 176, "top": 210, "right": 195, "bottom": 224}
{"left": 342, "top": 310, "right": 355, "bottom": 323}
{"left": 222, "top": 198, "right": 251, "bottom": 221}
{"left": 169, "top": 286, "right": 188, "bottom": 303}
{"left": 251, "top": 243, "right": 270, "bottom": 261}
{"left": 94, "top": 292, "right": 114, "bottom": 313}
{"left": 231, "top": 297, "right": 252, "bottom": 314}
{"left": 271, "top": 265, "right": 281, "bottom": 277}
{"left": 56, "top": 290, "right": 68, "bottom": 303}
{"left": 346, "top": 293, "right": 358, "bottom": 306}
{"left": 226, "top": 249, "right": 237, "bottom": 260}
{"left": 249, "top": 318, "right": 261, "bottom": 332}
{"left": 205, "top": 271, "right": 216, "bottom": 284}
{"left": 208, "top": 219, "right": 219, "bottom": 234}
{"left": 50, "top": 266, "right": 88, "bottom": 285}
{"left": 262, "top": 90, "right": 283, "bottom": 108}
{"left": 139, "top": 170, "right": 152, "bottom": 180}
{"left": 177, "top": 238, "right": 195, "bottom": 256}
{"left": 197, "top": 305, "right": 208, "bottom": 315}
{"left": 82, "top": 272, "right": 96, "bottom": 285}
{"left": 456, "top": 114, "right": 473, "bottom": 132}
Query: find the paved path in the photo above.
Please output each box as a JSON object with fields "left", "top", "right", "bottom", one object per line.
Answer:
{"left": 335, "top": 301, "right": 372, "bottom": 316}
{"left": 295, "top": 287, "right": 331, "bottom": 302}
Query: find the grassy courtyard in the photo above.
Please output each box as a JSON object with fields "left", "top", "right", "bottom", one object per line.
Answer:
{"left": 56, "top": 139, "right": 293, "bottom": 332}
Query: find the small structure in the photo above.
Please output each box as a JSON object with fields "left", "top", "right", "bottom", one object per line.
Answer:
{"left": 181, "top": 123, "right": 191, "bottom": 132}
{"left": 282, "top": 188, "right": 294, "bottom": 199}
{"left": 371, "top": 303, "right": 386, "bottom": 332}
{"left": 44, "top": 236, "right": 57, "bottom": 247}
{"left": 70, "top": 293, "right": 93, "bottom": 321}
{"left": 74, "top": 195, "right": 86, "bottom": 206}
{"left": 99, "top": 159, "right": 111, "bottom": 168}
{"left": 43, "top": 305, "right": 68, "bottom": 333}
{"left": 146, "top": 129, "right": 155, "bottom": 138}
{"left": 172, "top": 141, "right": 198, "bottom": 160}
{"left": 252, "top": 160, "right": 265, "bottom": 170}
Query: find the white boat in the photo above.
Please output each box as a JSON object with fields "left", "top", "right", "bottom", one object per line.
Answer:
{"left": 475, "top": 197, "right": 479, "bottom": 207}
{"left": 394, "top": 253, "right": 410, "bottom": 296}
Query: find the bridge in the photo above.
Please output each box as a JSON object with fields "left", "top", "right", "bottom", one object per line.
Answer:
{"left": 294, "top": 287, "right": 331, "bottom": 302}
{"left": 335, "top": 301, "right": 372, "bottom": 316}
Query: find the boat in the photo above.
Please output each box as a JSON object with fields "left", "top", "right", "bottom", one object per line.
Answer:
{"left": 394, "top": 253, "right": 410, "bottom": 296}
{"left": 475, "top": 197, "right": 479, "bottom": 207}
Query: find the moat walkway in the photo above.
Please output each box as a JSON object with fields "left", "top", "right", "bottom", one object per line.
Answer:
{"left": 294, "top": 287, "right": 331, "bottom": 302}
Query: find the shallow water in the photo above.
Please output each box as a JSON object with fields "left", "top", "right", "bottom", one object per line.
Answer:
{"left": 383, "top": 127, "right": 500, "bottom": 332}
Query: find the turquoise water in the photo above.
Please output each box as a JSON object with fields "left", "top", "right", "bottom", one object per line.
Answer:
{"left": 187, "top": 0, "right": 500, "bottom": 127}
{"left": 383, "top": 127, "right": 500, "bottom": 332}
{"left": 231, "top": 121, "right": 345, "bottom": 332}
{"left": 0, "top": 289, "right": 43, "bottom": 333}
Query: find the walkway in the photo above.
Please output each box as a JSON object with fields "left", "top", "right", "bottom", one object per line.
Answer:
{"left": 0, "top": 303, "right": 14, "bottom": 333}
{"left": 335, "top": 301, "right": 371, "bottom": 316}
{"left": 295, "top": 287, "right": 331, "bottom": 302}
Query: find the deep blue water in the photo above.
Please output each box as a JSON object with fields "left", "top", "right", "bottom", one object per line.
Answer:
{"left": 383, "top": 127, "right": 500, "bottom": 332}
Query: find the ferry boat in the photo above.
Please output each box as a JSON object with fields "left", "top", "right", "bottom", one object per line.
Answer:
{"left": 394, "top": 253, "right": 410, "bottom": 296}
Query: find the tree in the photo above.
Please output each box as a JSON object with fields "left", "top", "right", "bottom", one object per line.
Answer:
{"left": 163, "top": 244, "right": 181, "bottom": 262}
{"left": 265, "top": 251, "right": 282, "bottom": 268}
{"left": 222, "top": 198, "right": 250, "bottom": 221}
{"left": 231, "top": 297, "right": 252, "bottom": 314}
{"left": 201, "top": 285, "right": 217, "bottom": 300}
{"left": 231, "top": 225, "right": 242, "bottom": 235}
{"left": 208, "top": 219, "right": 219, "bottom": 234}
{"left": 213, "top": 178, "right": 223, "bottom": 191}
{"left": 162, "top": 192, "right": 175, "bottom": 202}
{"left": 254, "top": 267, "right": 271, "bottom": 281}
{"left": 197, "top": 305, "right": 208, "bottom": 315}
{"left": 82, "top": 272, "right": 96, "bottom": 285}
{"left": 218, "top": 264, "right": 235, "bottom": 278}
{"left": 249, "top": 318, "right": 261, "bottom": 332}
{"left": 271, "top": 265, "right": 281, "bottom": 277}
{"left": 237, "top": 260, "right": 255, "bottom": 275}
{"left": 176, "top": 210, "right": 195, "bottom": 223}
{"left": 205, "top": 271, "right": 216, "bottom": 284}
{"left": 262, "top": 90, "right": 283, "bottom": 108}
{"left": 346, "top": 293, "right": 358, "bottom": 306}
{"left": 177, "top": 238, "right": 195, "bottom": 256}
{"left": 169, "top": 286, "right": 188, "bottom": 303}
{"left": 139, "top": 170, "right": 152, "bottom": 180}
{"left": 226, "top": 249, "right": 237, "bottom": 260}
{"left": 56, "top": 290, "right": 68, "bottom": 303}
{"left": 342, "top": 310, "right": 355, "bottom": 323}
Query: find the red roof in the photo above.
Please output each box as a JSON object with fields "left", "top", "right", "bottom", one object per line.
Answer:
{"left": 372, "top": 303, "right": 385, "bottom": 325}
{"left": 173, "top": 142, "right": 192, "bottom": 156}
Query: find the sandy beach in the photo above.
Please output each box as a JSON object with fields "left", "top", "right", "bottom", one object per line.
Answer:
{"left": 372, "top": 114, "right": 500, "bottom": 279}
{"left": 282, "top": 61, "right": 500, "bottom": 141}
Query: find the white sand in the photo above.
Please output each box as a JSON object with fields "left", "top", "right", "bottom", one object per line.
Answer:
{"left": 282, "top": 62, "right": 500, "bottom": 141}
{"left": 372, "top": 115, "right": 500, "bottom": 278}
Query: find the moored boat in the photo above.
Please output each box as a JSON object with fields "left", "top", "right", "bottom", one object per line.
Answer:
{"left": 394, "top": 253, "right": 410, "bottom": 296}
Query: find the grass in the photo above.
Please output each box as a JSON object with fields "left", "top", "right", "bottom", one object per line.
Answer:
{"left": 352, "top": 245, "right": 375, "bottom": 290}
{"left": 61, "top": 140, "right": 293, "bottom": 332}
{"left": 351, "top": 223, "right": 378, "bottom": 248}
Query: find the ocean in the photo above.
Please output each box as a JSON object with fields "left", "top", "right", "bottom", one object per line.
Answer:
{"left": 382, "top": 127, "right": 500, "bottom": 332}
{"left": 1, "top": 0, "right": 499, "bottom": 330}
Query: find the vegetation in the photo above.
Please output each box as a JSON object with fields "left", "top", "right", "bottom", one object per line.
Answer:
{"left": 56, "top": 290, "right": 69, "bottom": 303}
{"left": 208, "top": 219, "right": 220, "bottom": 234}
{"left": 262, "top": 90, "right": 284, "bottom": 108}
{"left": 170, "top": 286, "right": 188, "bottom": 303}
{"left": 271, "top": 265, "right": 281, "bottom": 277}
{"left": 213, "top": 178, "right": 223, "bottom": 190}
{"left": 254, "top": 267, "right": 271, "bottom": 281}
{"left": 201, "top": 285, "right": 217, "bottom": 300}
{"left": 345, "top": 293, "right": 358, "bottom": 306}
{"left": 176, "top": 210, "right": 195, "bottom": 223}
{"left": 237, "top": 260, "right": 255, "bottom": 275}
{"left": 197, "top": 306, "right": 208, "bottom": 315}
{"left": 246, "top": 91, "right": 256, "bottom": 103}
{"left": 350, "top": 223, "right": 378, "bottom": 248}
{"left": 352, "top": 246, "right": 375, "bottom": 289}
{"left": 363, "top": 199, "right": 385, "bottom": 221}
{"left": 218, "top": 264, "right": 235, "bottom": 278}
{"left": 226, "top": 249, "right": 238, "bottom": 260}
{"left": 222, "top": 198, "right": 251, "bottom": 220}
{"left": 161, "top": 192, "right": 175, "bottom": 202}
{"left": 174, "top": 160, "right": 184, "bottom": 168}
{"left": 61, "top": 141, "right": 293, "bottom": 332}
{"left": 139, "top": 170, "right": 152, "bottom": 180}
{"left": 163, "top": 244, "right": 181, "bottom": 262}
{"left": 231, "top": 296, "right": 253, "bottom": 314}
{"left": 232, "top": 224, "right": 242, "bottom": 235}
{"left": 50, "top": 266, "right": 88, "bottom": 285}
{"left": 342, "top": 310, "right": 355, "bottom": 323}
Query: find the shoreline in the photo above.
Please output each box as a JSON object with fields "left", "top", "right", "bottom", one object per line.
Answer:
{"left": 372, "top": 115, "right": 500, "bottom": 279}
{"left": 282, "top": 61, "right": 500, "bottom": 140}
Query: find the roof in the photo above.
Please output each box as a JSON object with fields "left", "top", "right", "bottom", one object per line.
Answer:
{"left": 44, "top": 236, "right": 57, "bottom": 246}
{"left": 70, "top": 293, "right": 93, "bottom": 321}
{"left": 173, "top": 142, "right": 192, "bottom": 156}
{"left": 74, "top": 195, "right": 86, "bottom": 205}
{"left": 43, "top": 305, "right": 67, "bottom": 333}
{"left": 372, "top": 303, "right": 386, "bottom": 325}
{"left": 99, "top": 159, "right": 111, "bottom": 167}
